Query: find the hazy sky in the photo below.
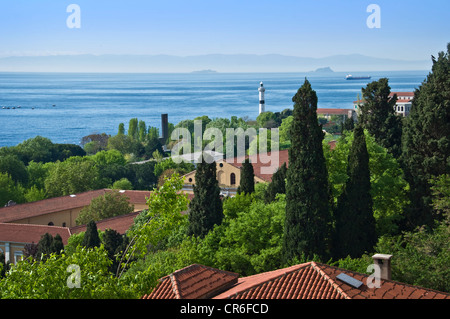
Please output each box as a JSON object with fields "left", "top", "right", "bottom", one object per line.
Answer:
{"left": 0, "top": 0, "right": 449, "bottom": 60}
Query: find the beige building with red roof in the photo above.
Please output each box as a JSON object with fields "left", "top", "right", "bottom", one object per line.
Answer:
{"left": 182, "top": 150, "right": 290, "bottom": 195}
{"left": 353, "top": 92, "right": 414, "bottom": 117}
{"left": 0, "top": 223, "right": 71, "bottom": 264}
{"left": 143, "top": 256, "right": 450, "bottom": 300}
{"left": 0, "top": 189, "right": 150, "bottom": 228}
{"left": 0, "top": 189, "right": 152, "bottom": 264}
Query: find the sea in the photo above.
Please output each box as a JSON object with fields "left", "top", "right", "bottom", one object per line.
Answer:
{"left": 0, "top": 71, "right": 428, "bottom": 147}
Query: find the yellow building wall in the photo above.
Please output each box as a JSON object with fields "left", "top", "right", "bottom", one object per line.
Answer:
{"left": 183, "top": 161, "right": 266, "bottom": 188}
{"left": 8, "top": 204, "right": 147, "bottom": 228}
{"left": 0, "top": 242, "right": 25, "bottom": 264}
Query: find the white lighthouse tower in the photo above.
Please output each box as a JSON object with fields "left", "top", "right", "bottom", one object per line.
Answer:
{"left": 258, "top": 82, "right": 265, "bottom": 114}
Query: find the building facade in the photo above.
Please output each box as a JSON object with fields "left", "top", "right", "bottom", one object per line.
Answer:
{"left": 353, "top": 91, "right": 414, "bottom": 117}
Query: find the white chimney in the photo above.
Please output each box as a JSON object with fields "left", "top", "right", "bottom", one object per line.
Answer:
{"left": 372, "top": 254, "right": 393, "bottom": 280}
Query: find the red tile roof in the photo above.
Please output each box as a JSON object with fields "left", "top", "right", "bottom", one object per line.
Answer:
{"left": 0, "top": 189, "right": 150, "bottom": 223}
{"left": 144, "top": 262, "right": 450, "bottom": 300}
{"left": 142, "top": 264, "right": 239, "bottom": 299}
{"left": 354, "top": 92, "right": 414, "bottom": 104}
{"left": 0, "top": 223, "right": 72, "bottom": 245}
{"left": 317, "top": 108, "right": 355, "bottom": 115}
{"left": 70, "top": 211, "right": 141, "bottom": 235}
{"left": 390, "top": 92, "right": 414, "bottom": 97}
{"left": 226, "top": 150, "right": 290, "bottom": 182}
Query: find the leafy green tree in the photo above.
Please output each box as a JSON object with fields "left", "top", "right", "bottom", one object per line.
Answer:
{"left": 53, "top": 144, "right": 86, "bottom": 162}
{"left": 118, "top": 123, "right": 125, "bottom": 135}
{"left": 44, "top": 158, "right": 102, "bottom": 197}
{"left": 332, "top": 125, "right": 377, "bottom": 259}
{"left": 187, "top": 157, "right": 223, "bottom": 237}
{"left": 107, "top": 134, "right": 135, "bottom": 155}
{"left": 359, "top": 78, "right": 402, "bottom": 158}
{"left": 128, "top": 118, "right": 139, "bottom": 140}
{"left": 430, "top": 174, "right": 450, "bottom": 216}
{"left": 0, "top": 172, "right": 25, "bottom": 207}
{"left": 24, "top": 185, "right": 47, "bottom": 202}
{"left": 120, "top": 173, "right": 189, "bottom": 282}
{"left": 0, "top": 245, "right": 136, "bottom": 299}
{"left": 27, "top": 161, "right": 52, "bottom": 190}
{"left": 401, "top": 43, "right": 450, "bottom": 231}
{"left": 15, "top": 136, "right": 55, "bottom": 164}
{"left": 265, "top": 162, "right": 287, "bottom": 203}
{"left": 283, "top": 79, "right": 331, "bottom": 262}
{"left": 325, "top": 130, "right": 409, "bottom": 235}
{"left": 112, "top": 178, "right": 133, "bottom": 190}
{"left": 256, "top": 111, "right": 276, "bottom": 128}
{"left": 0, "top": 154, "right": 28, "bottom": 185}
{"left": 279, "top": 115, "right": 293, "bottom": 147}
{"left": 127, "top": 161, "right": 157, "bottom": 190}
{"left": 82, "top": 221, "right": 101, "bottom": 249}
{"left": 237, "top": 158, "right": 255, "bottom": 195}
{"left": 138, "top": 120, "right": 147, "bottom": 142}
{"left": 195, "top": 194, "right": 286, "bottom": 276}
{"left": 76, "top": 190, "right": 135, "bottom": 225}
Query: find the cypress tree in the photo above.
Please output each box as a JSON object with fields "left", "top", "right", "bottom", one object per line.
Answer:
{"left": 265, "top": 162, "right": 287, "bottom": 203}
{"left": 36, "top": 233, "right": 54, "bottom": 260}
{"left": 187, "top": 154, "right": 223, "bottom": 237}
{"left": 237, "top": 158, "right": 255, "bottom": 195}
{"left": 82, "top": 220, "right": 101, "bottom": 249}
{"left": 50, "top": 234, "right": 64, "bottom": 254}
{"left": 283, "top": 79, "right": 331, "bottom": 262}
{"left": 360, "top": 78, "right": 403, "bottom": 159}
{"left": 332, "top": 125, "right": 376, "bottom": 259}
{"left": 401, "top": 43, "right": 450, "bottom": 230}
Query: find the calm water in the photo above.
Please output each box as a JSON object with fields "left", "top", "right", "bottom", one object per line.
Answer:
{"left": 0, "top": 71, "right": 428, "bottom": 147}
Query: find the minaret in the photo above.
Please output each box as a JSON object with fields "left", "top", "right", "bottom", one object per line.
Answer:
{"left": 258, "top": 82, "right": 265, "bottom": 114}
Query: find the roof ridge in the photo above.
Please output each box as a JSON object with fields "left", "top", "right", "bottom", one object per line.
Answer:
{"left": 0, "top": 222, "right": 70, "bottom": 231}
{"left": 310, "top": 261, "right": 351, "bottom": 299}
{"left": 225, "top": 262, "right": 314, "bottom": 298}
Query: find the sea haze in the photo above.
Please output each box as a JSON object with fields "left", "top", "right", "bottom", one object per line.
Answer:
{"left": 0, "top": 71, "right": 428, "bottom": 147}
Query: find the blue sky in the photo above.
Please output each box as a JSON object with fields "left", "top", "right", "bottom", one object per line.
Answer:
{"left": 0, "top": 0, "right": 449, "bottom": 60}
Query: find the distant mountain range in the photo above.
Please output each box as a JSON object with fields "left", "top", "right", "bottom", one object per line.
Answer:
{"left": 0, "top": 53, "right": 431, "bottom": 73}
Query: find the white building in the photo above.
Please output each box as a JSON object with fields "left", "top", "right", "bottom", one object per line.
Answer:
{"left": 353, "top": 91, "right": 414, "bottom": 117}
{"left": 258, "top": 82, "right": 265, "bottom": 114}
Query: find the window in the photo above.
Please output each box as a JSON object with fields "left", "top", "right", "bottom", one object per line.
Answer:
{"left": 48, "top": 222, "right": 54, "bottom": 226}
{"left": 230, "top": 173, "right": 236, "bottom": 185}
{"left": 14, "top": 251, "right": 23, "bottom": 263}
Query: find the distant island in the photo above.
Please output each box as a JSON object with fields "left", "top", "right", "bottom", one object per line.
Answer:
{"left": 191, "top": 69, "right": 218, "bottom": 74}
{"left": 312, "top": 67, "right": 334, "bottom": 73}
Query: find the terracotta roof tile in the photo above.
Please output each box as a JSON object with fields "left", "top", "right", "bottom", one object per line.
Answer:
{"left": 226, "top": 150, "right": 289, "bottom": 182}
{"left": 0, "top": 222, "right": 71, "bottom": 245}
{"left": 144, "top": 262, "right": 449, "bottom": 300}
{"left": 70, "top": 211, "right": 141, "bottom": 235}
{"left": 142, "top": 264, "right": 239, "bottom": 299}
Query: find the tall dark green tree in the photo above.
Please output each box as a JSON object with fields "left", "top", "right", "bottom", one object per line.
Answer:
{"left": 82, "top": 220, "right": 101, "bottom": 249}
{"left": 187, "top": 155, "right": 224, "bottom": 237}
{"left": 401, "top": 43, "right": 450, "bottom": 231}
{"left": 36, "top": 233, "right": 64, "bottom": 261}
{"left": 360, "top": 78, "right": 403, "bottom": 158}
{"left": 332, "top": 125, "right": 377, "bottom": 259}
{"left": 283, "top": 79, "right": 331, "bottom": 262}
{"left": 265, "top": 162, "right": 287, "bottom": 203}
{"left": 237, "top": 158, "right": 255, "bottom": 195}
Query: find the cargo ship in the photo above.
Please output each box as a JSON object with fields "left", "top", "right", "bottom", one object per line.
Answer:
{"left": 346, "top": 74, "right": 371, "bottom": 80}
